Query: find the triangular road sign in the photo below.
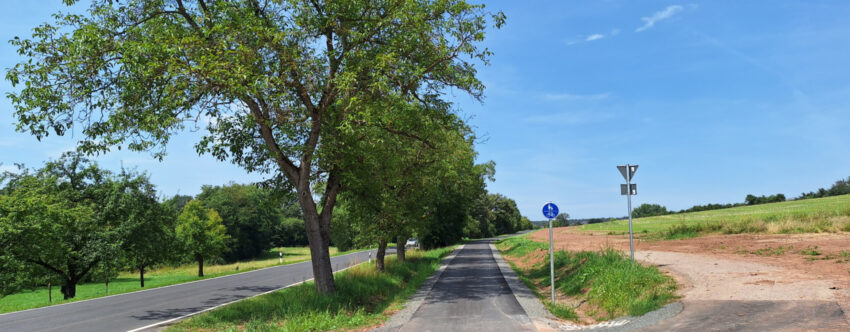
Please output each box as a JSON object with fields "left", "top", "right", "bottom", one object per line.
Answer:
{"left": 617, "top": 165, "right": 638, "bottom": 181}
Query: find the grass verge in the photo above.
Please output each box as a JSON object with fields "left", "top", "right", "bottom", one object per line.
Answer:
{"left": 166, "top": 246, "right": 455, "bottom": 332}
{"left": 0, "top": 246, "right": 359, "bottom": 314}
{"left": 496, "top": 236, "right": 676, "bottom": 322}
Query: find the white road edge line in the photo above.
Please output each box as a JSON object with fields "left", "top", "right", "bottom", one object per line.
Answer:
{"left": 0, "top": 249, "right": 373, "bottom": 318}
{"left": 125, "top": 256, "right": 371, "bottom": 332}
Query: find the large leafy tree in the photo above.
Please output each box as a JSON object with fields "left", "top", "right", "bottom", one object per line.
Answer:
{"left": 0, "top": 153, "right": 125, "bottom": 299}
{"left": 112, "top": 171, "right": 175, "bottom": 287}
{"left": 197, "top": 183, "right": 281, "bottom": 262}
{"left": 7, "top": 0, "right": 502, "bottom": 294}
{"left": 491, "top": 194, "right": 521, "bottom": 235}
{"left": 175, "top": 200, "right": 229, "bottom": 277}
{"left": 340, "top": 100, "right": 470, "bottom": 270}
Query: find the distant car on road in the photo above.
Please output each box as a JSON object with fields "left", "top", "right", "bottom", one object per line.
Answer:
{"left": 405, "top": 238, "right": 419, "bottom": 249}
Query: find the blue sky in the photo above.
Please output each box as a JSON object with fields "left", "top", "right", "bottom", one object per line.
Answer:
{"left": 2, "top": 1, "right": 850, "bottom": 219}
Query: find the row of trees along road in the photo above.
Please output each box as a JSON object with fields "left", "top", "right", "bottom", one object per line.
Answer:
{"left": 0, "top": 153, "right": 228, "bottom": 299}
{"left": 7, "top": 0, "right": 506, "bottom": 294}
{"left": 0, "top": 151, "right": 530, "bottom": 300}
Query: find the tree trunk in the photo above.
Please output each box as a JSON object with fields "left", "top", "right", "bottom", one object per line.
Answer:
{"left": 301, "top": 192, "right": 336, "bottom": 295}
{"left": 105, "top": 278, "right": 109, "bottom": 294}
{"left": 196, "top": 254, "right": 204, "bottom": 277}
{"left": 48, "top": 282, "right": 52, "bottom": 303}
{"left": 376, "top": 239, "right": 387, "bottom": 271}
{"left": 396, "top": 237, "right": 406, "bottom": 263}
{"left": 139, "top": 266, "right": 146, "bottom": 288}
{"left": 60, "top": 279, "right": 76, "bottom": 299}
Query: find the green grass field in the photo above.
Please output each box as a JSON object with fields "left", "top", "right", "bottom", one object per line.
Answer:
{"left": 0, "top": 246, "right": 349, "bottom": 314}
{"left": 167, "top": 247, "right": 455, "bottom": 332}
{"left": 578, "top": 194, "right": 850, "bottom": 239}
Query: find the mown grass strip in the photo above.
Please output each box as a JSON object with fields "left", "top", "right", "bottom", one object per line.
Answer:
{"left": 0, "top": 247, "right": 358, "bottom": 314}
{"left": 496, "top": 236, "right": 676, "bottom": 322}
{"left": 166, "top": 247, "right": 454, "bottom": 332}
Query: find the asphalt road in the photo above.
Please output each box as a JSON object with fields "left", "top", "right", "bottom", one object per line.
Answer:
{"left": 398, "top": 240, "right": 536, "bottom": 332}
{"left": 641, "top": 300, "right": 849, "bottom": 332}
{"left": 0, "top": 249, "right": 385, "bottom": 332}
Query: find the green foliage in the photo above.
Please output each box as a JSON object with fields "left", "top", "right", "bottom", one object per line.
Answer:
{"left": 800, "top": 246, "right": 821, "bottom": 256}
{"left": 745, "top": 193, "right": 786, "bottom": 205}
{"left": 277, "top": 217, "right": 309, "bottom": 247}
{"left": 467, "top": 191, "right": 530, "bottom": 239}
{"left": 167, "top": 247, "right": 455, "bottom": 332}
{"left": 196, "top": 183, "right": 282, "bottom": 262}
{"left": 554, "top": 213, "right": 571, "bottom": 227}
{"left": 545, "top": 302, "right": 579, "bottom": 320}
{"left": 112, "top": 171, "right": 175, "bottom": 287}
{"left": 162, "top": 195, "right": 193, "bottom": 217}
{"left": 519, "top": 216, "right": 534, "bottom": 231}
{"left": 797, "top": 176, "right": 850, "bottom": 199}
{"left": 337, "top": 99, "right": 480, "bottom": 257}
{"left": 7, "top": 0, "right": 504, "bottom": 294}
{"left": 631, "top": 203, "right": 670, "bottom": 218}
{"left": 0, "top": 153, "right": 131, "bottom": 299}
{"left": 175, "top": 201, "right": 230, "bottom": 277}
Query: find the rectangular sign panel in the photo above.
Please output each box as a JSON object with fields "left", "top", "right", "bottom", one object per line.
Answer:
{"left": 620, "top": 183, "right": 637, "bottom": 195}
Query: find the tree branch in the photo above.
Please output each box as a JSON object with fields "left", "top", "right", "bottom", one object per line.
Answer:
{"left": 242, "top": 97, "right": 299, "bottom": 182}
{"left": 175, "top": 0, "right": 201, "bottom": 31}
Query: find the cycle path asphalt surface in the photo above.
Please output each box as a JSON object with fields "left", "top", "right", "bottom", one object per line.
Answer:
{"left": 0, "top": 249, "right": 386, "bottom": 332}
{"left": 396, "top": 240, "right": 537, "bottom": 332}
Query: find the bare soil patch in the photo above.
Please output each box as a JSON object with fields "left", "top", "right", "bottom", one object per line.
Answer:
{"left": 529, "top": 228, "right": 850, "bottom": 324}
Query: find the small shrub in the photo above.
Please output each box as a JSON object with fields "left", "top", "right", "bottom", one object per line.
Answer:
{"left": 800, "top": 246, "right": 821, "bottom": 256}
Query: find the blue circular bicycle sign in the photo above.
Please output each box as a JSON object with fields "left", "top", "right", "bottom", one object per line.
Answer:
{"left": 542, "top": 202, "right": 559, "bottom": 219}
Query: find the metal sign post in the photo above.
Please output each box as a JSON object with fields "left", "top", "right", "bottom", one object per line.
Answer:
{"left": 617, "top": 164, "right": 638, "bottom": 262}
{"left": 542, "top": 202, "right": 559, "bottom": 303}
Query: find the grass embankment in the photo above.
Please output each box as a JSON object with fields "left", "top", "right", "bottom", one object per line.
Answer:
{"left": 578, "top": 194, "right": 850, "bottom": 239}
{"left": 167, "top": 246, "right": 454, "bottom": 332}
{"left": 0, "top": 247, "right": 350, "bottom": 314}
{"left": 496, "top": 236, "right": 676, "bottom": 322}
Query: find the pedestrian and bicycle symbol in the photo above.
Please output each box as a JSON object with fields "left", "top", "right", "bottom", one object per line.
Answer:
{"left": 542, "top": 202, "right": 559, "bottom": 219}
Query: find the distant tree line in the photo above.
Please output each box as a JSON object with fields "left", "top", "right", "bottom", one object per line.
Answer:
{"left": 631, "top": 204, "right": 670, "bottom": 218}
{"left": 624, "top": 175, "right": 850, "bottom": 219}
{"left": 745, "top": 193, "right": 786, "bottom": 205}
{"left": 533, "top": 213, "right": 612, "bottom": 228}
{"left": 796, "top": 177, "right": 850, "bottom": 200}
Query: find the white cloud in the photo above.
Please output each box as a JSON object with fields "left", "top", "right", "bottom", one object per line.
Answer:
{"left": 543, "top": 93, "right": 611, "bottom": 101}
{"left": 636, "top": 5, "right": 684, "bottom": 32}
{"left": 586, "top": 34, "right": 605, "bottom": 42}
{"left": 524, "top": 110, "right": 614, "bottom": 125}
{"left": 567, "top": 31, "right": 615, "bottom": 46}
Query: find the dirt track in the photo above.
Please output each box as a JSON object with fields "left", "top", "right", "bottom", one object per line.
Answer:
{"left": 529, "top": 228, "right": 850, "bottom": 331}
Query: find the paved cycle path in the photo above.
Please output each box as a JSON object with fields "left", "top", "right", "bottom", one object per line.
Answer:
{"left": 398, "top": 240, "right": 536, "bottom": 332}
{"left": 0, "top": 249, "right": 384, "bottom": 332}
